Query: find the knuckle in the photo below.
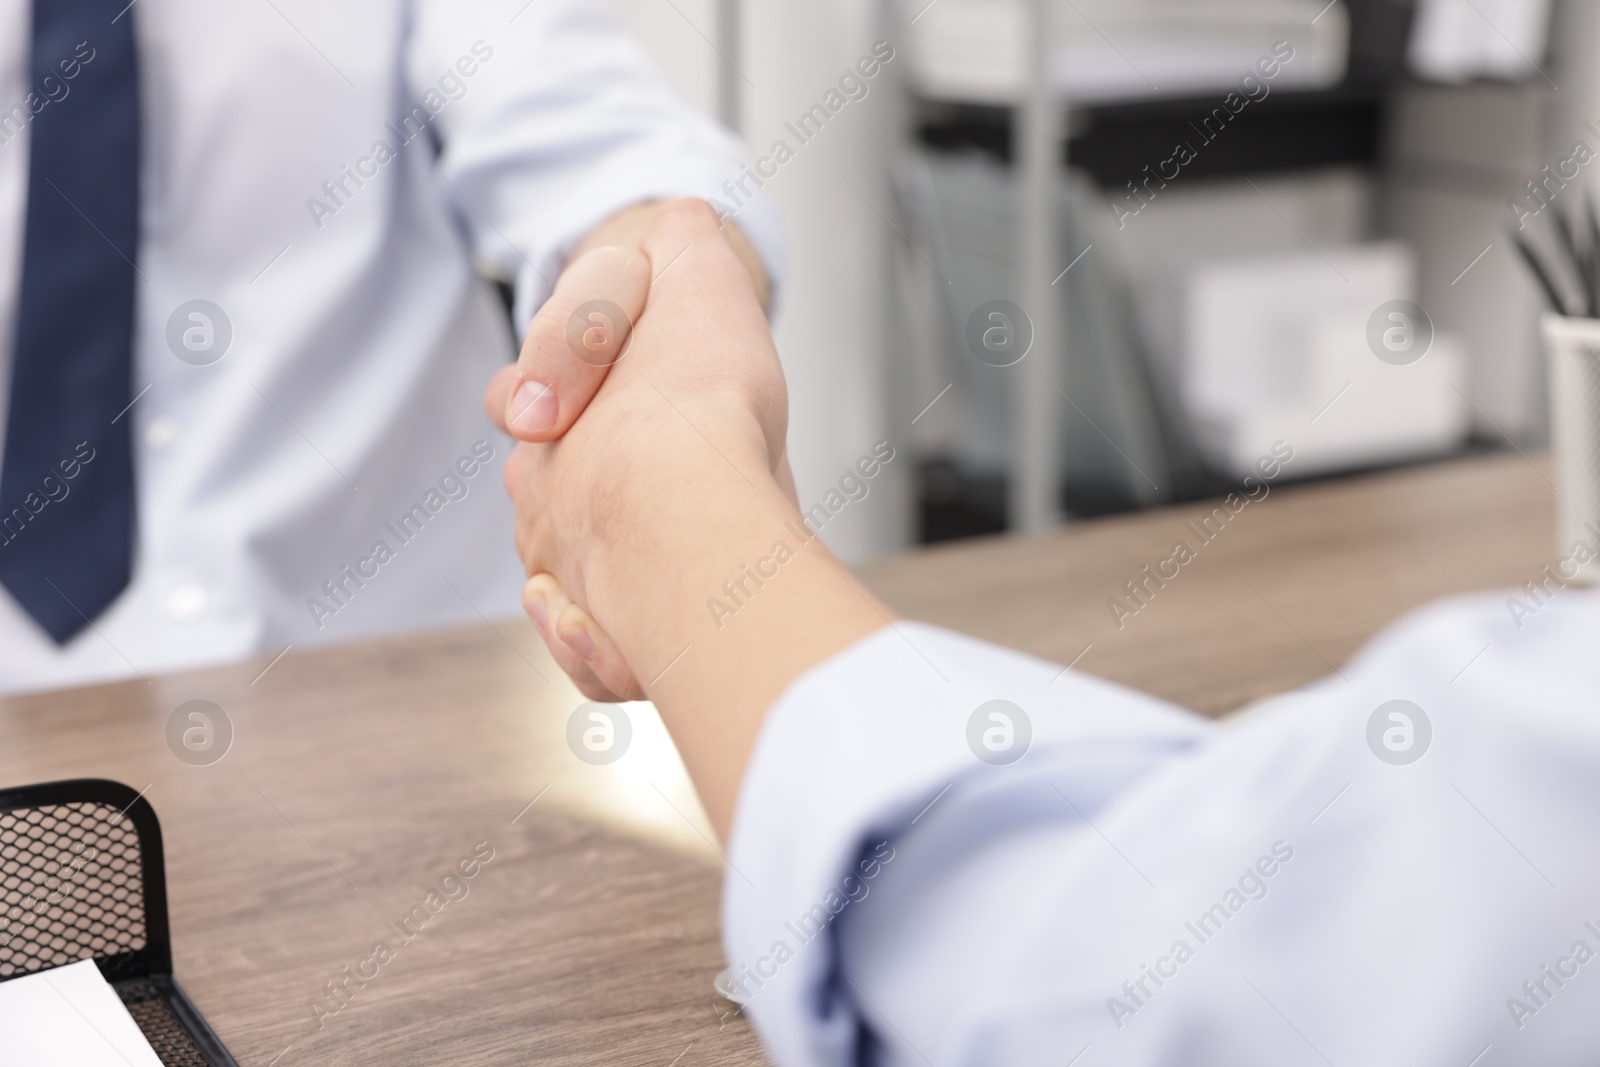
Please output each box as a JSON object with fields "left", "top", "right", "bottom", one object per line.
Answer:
{"left": 663, "top": 197, "right": 717, "bottom": 226}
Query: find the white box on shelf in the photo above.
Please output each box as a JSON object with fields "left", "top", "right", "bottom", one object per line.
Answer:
{"left": 1180, "top": 242, "right": 1469, "bottom": 478}
{"left": 905, "top": 0, "right": 1349, "bottom": 106}
{"left": 1408, "top": 0, "right": 1553, "bottom": 84}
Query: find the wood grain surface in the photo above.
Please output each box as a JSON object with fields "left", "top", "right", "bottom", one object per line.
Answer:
{"left": 0, "top": 624, "right": 756, "bottom": 1066}
{"left": 0, "top": 451, "right": 1556, "bottom": 1064}
{"left": 860, "top": 451, "right": 1558, "bottom": 716}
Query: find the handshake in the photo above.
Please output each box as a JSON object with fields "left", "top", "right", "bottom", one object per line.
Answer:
{"left": 482, "top": 199, "right": 790, "bottom": 702}
{"left": 482, "top": 200, "right": 890, "bottom": 836}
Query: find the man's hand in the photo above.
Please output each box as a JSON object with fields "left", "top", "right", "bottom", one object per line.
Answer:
{"left": 490, "top": 198, "right": 790, "bottom": 595}
{"left": 483, "top": 199, "right": 791, "bottom": 702}
{"left": 484, "top": 200, "right": 769, "bottom": 443}
{"left": 485, "top": 199, "right": 888, "bottom": 840}
{"left": 485, "top": 197, "right": 788, "bottom": 709}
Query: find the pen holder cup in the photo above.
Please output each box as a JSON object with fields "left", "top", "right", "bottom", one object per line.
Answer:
{"left": 0, "top": 779, "right": 239, "bottom": 1066}
{"left": 1541, "top": 314, "right": 1600, "bottom": 584}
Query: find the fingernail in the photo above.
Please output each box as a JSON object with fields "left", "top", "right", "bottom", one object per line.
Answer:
{"left": 509, "top": 379, "right": 558, "bottom": 435}
{"left": 560, "top": 625, "right": 597, "bottom": 662}
{"left": 526, "top": 594, "right": 549, "bottom": 632}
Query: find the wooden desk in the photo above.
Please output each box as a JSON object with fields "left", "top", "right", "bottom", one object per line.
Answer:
{"left": 0, "top": 628, "right": 755, "bottom": 1064}
{"left": 0, "top": 451, "right": 1556, "bottom": 1064}
{"left": 863, "top": 451, "right": 1557, "bottom": 717}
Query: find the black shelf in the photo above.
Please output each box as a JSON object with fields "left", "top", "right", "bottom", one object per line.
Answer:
{"left": 911, "top": 0, "right": 1416, "bottom": 190}
{"left": 914, "top": 80, "right": 1392, "bottom": 189}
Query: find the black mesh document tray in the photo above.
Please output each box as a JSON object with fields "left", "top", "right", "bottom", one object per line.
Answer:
{"left": 0, "top": 778, "right": 239, "bottom": 1066}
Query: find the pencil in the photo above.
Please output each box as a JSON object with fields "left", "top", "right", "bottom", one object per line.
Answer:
{"left": 1553, "top": 210, "right": 1593, "bottom": 315}
{"left": 1587, "top": 192, "right": 1600, "bottom": 315}
{"left": 1512, "top": 231, "right": 1571, "bottom": 316}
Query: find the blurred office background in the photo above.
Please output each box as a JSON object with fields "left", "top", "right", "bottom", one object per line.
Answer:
{"left": 605, "top": 0, "right": 1579, "bottom": 560}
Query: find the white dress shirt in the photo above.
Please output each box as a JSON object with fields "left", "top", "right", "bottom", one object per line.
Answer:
{"left": 725, "top": 589, "right": 1600, "bottom": 1065}
{"left": 0, "top": 0, "right": 779, "bottom": 695}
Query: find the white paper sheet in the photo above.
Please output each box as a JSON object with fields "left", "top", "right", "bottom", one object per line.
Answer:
{"left": 0, "top": 958, "right": 165, "bottom": 1067}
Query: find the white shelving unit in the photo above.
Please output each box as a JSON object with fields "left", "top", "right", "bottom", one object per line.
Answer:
{"left": 1012, "top": 0, "right": 1064, "bottom": 530}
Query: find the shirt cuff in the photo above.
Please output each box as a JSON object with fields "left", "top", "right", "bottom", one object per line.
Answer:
{"left": 721, "top": 622, "right": 1207, "bottom": 1066}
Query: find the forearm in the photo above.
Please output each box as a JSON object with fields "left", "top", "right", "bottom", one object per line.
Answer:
{"left": 578, "top": 406, "right": 889, "bottom": 841}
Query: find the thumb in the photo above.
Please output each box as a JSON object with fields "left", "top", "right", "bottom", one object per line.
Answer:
{"left": 502, "top": 244, "right": 650, "bottom": 441}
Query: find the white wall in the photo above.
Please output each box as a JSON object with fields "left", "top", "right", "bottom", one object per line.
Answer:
{"left": 603, "top": 0, "right": 908, "bottom": 561}
{"left": 602, "top": 0, "right": 720, "bottom": 112}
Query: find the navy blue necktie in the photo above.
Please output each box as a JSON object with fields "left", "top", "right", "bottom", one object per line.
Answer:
{"left": 0, "top": 0, "right": 139, "bottom": 643}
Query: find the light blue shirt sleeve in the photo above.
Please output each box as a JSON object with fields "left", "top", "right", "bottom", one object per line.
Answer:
{"left": 724, "top": 595, "right": 1600, "bottom": 1066}
{"left": 409, "top": 0, "right": 784, "bottom": 328}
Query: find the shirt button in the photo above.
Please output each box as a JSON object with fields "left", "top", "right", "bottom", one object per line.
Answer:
{"left": 145, "top": 416, "right": 179, "bottom": 450}
{"left": 166, "top": 583, "right": 209, "bottom": 622}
